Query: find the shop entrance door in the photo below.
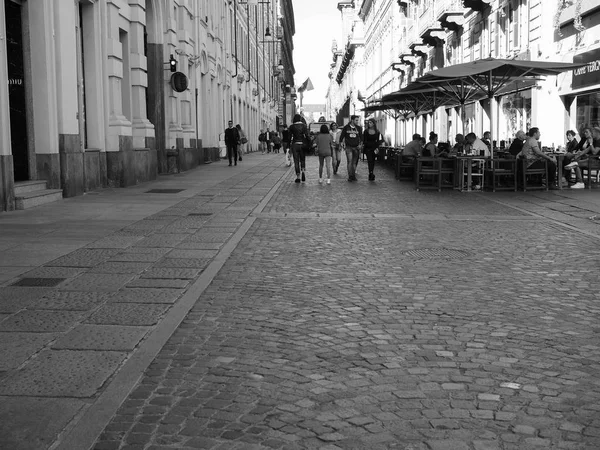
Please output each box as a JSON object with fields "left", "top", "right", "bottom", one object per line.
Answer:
{"left": 6, "top": 0, "right": 28, "bottom": 181}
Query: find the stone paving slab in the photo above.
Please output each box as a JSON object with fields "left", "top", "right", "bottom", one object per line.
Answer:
{"left": 153, "top": 258, "right": 212, "bottom": 269}
{"left": 0, "top": 349, "right": 126, "bottom": 397}
{"left": 0, "top": 310, "right": 84, "bottom": 332}
{"left": 89, "top": 261, "right": 153, "bottom": 274}
{"left": 59, "top": 273, "right": 135, "bottom": 292}
{"left": 52, "top": 324, "right": 150, "bottom": 351}
{"left": 29, "top": 291, "right": 113, "bottom": 311}
{"left": 46, "top": 248, "right": 121, "bottom": 268}
{"left": 0, "top": 287, "right": 50, "bottom": 313}
{"left": 85, "top": 235, "right": 144, "bottom": 249}
{"left": 109, "top": 288, "right": 184, "bottom": 304}
{"left": 140, "top": 268, "right": 203, "bottom": 279}
{"left": 166, "top": 249, "right": 219, "bottom": 259}
{"left": 0, "top": 332, "right": 58, "bottom": 371}
{"left": 0, "top": 397, "right": 84, "bottom": 450}
{"left": 19, "top": 266, "right": 86, "bottom": 279}
{"left": 85, "top": 303, "right": 170, "bottom": 326}
{"left": 126, "top": 278, "right": 190, "bottom": 289}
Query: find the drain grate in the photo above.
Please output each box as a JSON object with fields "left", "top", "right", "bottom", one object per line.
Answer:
{"left": 188, "top": 213, "right": 213, "bottom": 216}
{"left": 146, "top": 189, "right": 185, "bottom": 194}
{"left": 11, "top": 277, "right": 66, "bottom": 287}
{"left": 401, "top": 248, "right": 469, "bottom": 259}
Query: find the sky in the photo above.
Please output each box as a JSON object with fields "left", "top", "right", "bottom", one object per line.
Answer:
{"left": 290, "top": 0, "right": 342, "bottom": 106}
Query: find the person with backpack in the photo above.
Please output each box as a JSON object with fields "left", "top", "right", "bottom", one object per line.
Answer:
{"left": 287, "top": 114, "right": 310, "bottom": 183}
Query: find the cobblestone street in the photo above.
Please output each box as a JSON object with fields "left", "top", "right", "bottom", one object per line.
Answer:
{"left": 2, "top": 153, "right": 600, "bottom": 450}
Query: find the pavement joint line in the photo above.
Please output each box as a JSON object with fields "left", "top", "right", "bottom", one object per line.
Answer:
{"left": 254, "top": 212, "right": 544, "bottom": 221}
{"left": 53, "top": 162, "right": 288, "bottom": 450}
{"left": 485, "top": 196, "right": 600, "bottom": 239}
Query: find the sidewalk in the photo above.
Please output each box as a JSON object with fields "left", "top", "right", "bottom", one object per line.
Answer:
{"left": 2, "top": 152, "right": 600, "bottom": 450}
{"left": 0, "top": 152, "right": 290, "bottom": 450}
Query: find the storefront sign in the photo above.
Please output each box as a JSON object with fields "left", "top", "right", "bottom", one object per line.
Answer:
{"left": 573, "top": 48, "right": 600, "bottom": 90}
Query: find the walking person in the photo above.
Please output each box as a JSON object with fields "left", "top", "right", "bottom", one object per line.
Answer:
{"left": 330, "top": 123, "right": 342, "bottom": 174}
{"left": 236, "top": 124, "right": 246, "bottom": 161}
{"left": 266, "top": 127, "right": 273, "bottom": 153}
{"left": 288, "top": 114, "right": 310, "bottom": 183}
{"left": 258, "top": 129, "right": 267, "bottom": 154}
{"left": 224, "top": 120, "right": 240, "bottom": 166}
{"left": 315, "top": 124, "right": 333, "bottom": 184}
{"left": 362, "top": 119, "right": 384, "bottom": 181}
{"left": 339, "top": 115, "right": 363, "bottom": 181}
{"left": 281, "top": 124, "right": 291, "bottom": 166}
{"left": 271, "top": 128, "right": 282, "bottom": 154}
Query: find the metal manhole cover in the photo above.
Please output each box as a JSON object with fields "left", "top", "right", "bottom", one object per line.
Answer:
{"left": 188, "top": 213, "right": 213, "bottom": 216}
{"left": 401, "top": 248, "right": 469, "bottom": 259}
{"left": 145, "top": 189, "right": 185, "bottom": 194}
{"left": 11, "top": 277, "right": 66, "bottom": 287}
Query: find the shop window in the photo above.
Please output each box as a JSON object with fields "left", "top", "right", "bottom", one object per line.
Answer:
{"left": 576, "top": 93, "right": 600, "bottom": 131}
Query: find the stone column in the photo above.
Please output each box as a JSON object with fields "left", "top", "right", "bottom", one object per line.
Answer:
{"left": 128, "top": 0, "right": 155, "bottom": 151}
{"left": 0, "top": 0, "right": 14, "bottom": 210}
{"left": 30, "top": 0, "right": 60, "bottom": 188}
{"left": 105, "top": 1, "right": 133, "bottom": 187}
{"left": 54, "top": 0, "right": 83, "bottom": 197}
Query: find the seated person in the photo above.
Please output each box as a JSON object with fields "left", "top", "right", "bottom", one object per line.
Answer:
{"left": 402, "top": 133, "right": 422, "bottom": 161}
{"left": 465, "top": 132, "right": 490, "bottom": 157}
{"left": 561, "top": 129, "right": 584, "bottom": 187}
{"left": 436, "top": 141, "right": 453, "bottom": 158}
{"left": 508, "top": 130, "right": 526, "bottom": 156}
{"left": 452, "top": 133, "right": 465, "bottom": 155}
{"left": 481, "top": 131, "right": 492, "bottom": 150}
{"left": 566, "top": 127, "right": 600, "bottom": 185}
{"left": 422, "top": 132, "right": 438, "bottom": 157}
{"left": 520, "top": 127, "right": 557, "bottom": 189}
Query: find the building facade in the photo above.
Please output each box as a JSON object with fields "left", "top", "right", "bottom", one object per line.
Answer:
{"left": 0, "top": 0, "right": 294, "bottom": 212}
{"left": 326, "top": 0, "right": 600, "bottom": 149}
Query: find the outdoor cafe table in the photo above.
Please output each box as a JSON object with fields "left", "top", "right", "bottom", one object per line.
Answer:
{"left": 455, "top": 155, "right": 488, "bottom": 192}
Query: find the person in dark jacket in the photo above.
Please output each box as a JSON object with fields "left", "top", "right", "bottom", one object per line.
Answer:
{"left": 287, "top": 114, "right": 310, "bottom": 183}
{"left": 281, "top": 125, "right": 291, "bottom": 166}
{"left": 362, "top": 119, "right": 383, "bottom": 181}
{"left": 339, "top": 115, "right": 363, "bottom": 181}
{"left": 508, "top": 130, "right": 526, "bottom": 156}
{"left": 224, "top": 120, "right": 240, "bottom": 166}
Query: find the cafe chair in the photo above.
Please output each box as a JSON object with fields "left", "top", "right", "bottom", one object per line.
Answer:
{"left": 415, "top": 157, "right": 441, "bottom": 191}
{"left": 439, "top": 158, "right": 456, "bottom": 189}
{"left": 581, "top": 156, "right": 600, "bottom": 189}
{"left": 397, "top": 151, "right": 415, "bottom": 180}
{"left": 519, "top": 158, "right": 548, "bottom": 191}
{"left": 484, "top": 158, "right": 517, "bottom": 192}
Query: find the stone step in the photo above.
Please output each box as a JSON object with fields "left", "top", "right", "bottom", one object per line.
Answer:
{"left": 14, "top": 180, "right": 48, "bottom": 196}
{"left": 15, "top": 189, "right": 63, "bottom": 210}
